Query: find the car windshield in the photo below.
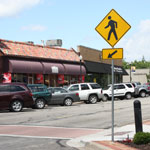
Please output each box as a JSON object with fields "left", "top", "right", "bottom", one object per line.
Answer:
{"left": 103, "top": 85, "right": 111, "bottom": 90}
{"left": 68, "top": 85, "right": 79, "bottom": 91}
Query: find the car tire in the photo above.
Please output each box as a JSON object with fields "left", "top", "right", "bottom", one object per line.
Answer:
{"left": 102, "top": 95, "right": 108, "bottom": 102}
{"left": 89, "top": 95, "right": 98, "bottom": 104}
{"left": 125, "top": 93, "right": 132, "bottom": 99}
{"left": 140, "top": 91, "right": 146, "bottom": 97}
{"left": 35, "top": 98, "right": 45, "bottom": 109}
{"left": 10, "top": 100, "right": 23, "bottom": 112}
{"left": 64, "top": 98, "right": 73, "bottom": 106}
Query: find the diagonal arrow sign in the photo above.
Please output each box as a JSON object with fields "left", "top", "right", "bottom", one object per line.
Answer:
{"left": 108, "top": 50, "right": 118, "bottom": 58}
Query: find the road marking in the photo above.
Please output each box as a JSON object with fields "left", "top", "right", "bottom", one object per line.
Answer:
{"left": 0, "top": 124, "right": 103, "bottom": 131}
{"left": 0, "top": 125, "right": 103, "bottom": 139}
{"left": 0, "top": 134, "right": 72, "bottom": 139}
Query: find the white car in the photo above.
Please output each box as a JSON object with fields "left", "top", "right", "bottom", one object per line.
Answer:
{"left": 103, "top": 83, "right": 135, "bottom": 101}
{"left": 67, "top": 83, "right": 103, "bottom": 104}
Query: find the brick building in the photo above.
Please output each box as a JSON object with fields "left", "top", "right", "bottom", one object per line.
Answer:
{"left": 78, "top": 45, "right": 127, "bottom": 87}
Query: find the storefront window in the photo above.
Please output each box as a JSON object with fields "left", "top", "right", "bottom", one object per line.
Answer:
{"left": 44, "top": 75, "right": 49, "bottom": 86}
{"left": 64, "top": 75, "right": 70, "bottom": 85}
{"left": 70, "top": 75, "right": 78, "bottom": 84}
{"left": 11, "top": 73, "right": 35, "bottom": 84}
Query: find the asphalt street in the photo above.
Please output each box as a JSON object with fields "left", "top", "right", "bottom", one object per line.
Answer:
{"left": 0, "top": 97, "right": 150, "bottom": 150}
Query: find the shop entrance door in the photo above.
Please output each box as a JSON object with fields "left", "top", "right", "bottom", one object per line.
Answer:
{"left": 50, "top": 75, "right": 57, "bottom": 87}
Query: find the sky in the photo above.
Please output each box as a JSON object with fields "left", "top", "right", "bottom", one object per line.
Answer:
{"left": 0, "top": 0, "right": 150, "bottom": 62}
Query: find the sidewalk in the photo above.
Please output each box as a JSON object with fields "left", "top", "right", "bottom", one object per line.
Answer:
{"left": 67, "top": 120, "right": 150, "bottom": 150}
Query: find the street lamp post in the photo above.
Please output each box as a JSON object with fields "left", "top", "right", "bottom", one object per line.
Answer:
{"left": 79, "top": 55, "right": 82, "bottom": 83}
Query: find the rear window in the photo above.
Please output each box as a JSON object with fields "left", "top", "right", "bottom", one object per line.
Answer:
{"left": 10, "top": 85, "right": 26, "bottom": 92}
{"left": 28, "top": 85, "right": 47, "bottom": 92}
{"left": 103, "top": 85, "right": 111, "bottom": 90}
{"left": 126, "top": 84, "right": 133, "bottom": 88}
{"left": 90, "top": 83, "right": 101, "bottom": 89}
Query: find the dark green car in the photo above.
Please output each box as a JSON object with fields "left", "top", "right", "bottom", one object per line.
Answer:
{"left": 27, "top": 84, "right": 52, "bottom": 109}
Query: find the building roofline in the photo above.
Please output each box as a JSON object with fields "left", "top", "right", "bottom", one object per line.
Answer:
{"left": 0, "top": 38, "right": 72, "bottom": 51}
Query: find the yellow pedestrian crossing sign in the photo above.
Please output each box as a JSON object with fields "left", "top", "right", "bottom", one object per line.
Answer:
{"left": 95, "top": 9, "right": 131, "bottom": 47}
{"left": 102, "top": 48, "right": 123, "bottom": 59}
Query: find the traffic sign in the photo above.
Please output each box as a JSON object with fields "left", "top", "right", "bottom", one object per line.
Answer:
{"left": 95, "top": 9, "right": 131, "bottom": 47}
{"left": 102, "top": 48, "right": 123, "bottom": 59}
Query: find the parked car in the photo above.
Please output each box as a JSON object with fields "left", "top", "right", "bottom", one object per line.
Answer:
{"left": 47, "top": 87, "right": 80, "bottom": 106}
{"left": 27, "top": 84, "right": 52, "bottom": 109}
{"left": 0, "top": 83, "right": 34, "bottom": 112}
{"left": 103, "top": 83, "right": 135, "bottom": 101}
{"left": 67, "top": 83, "right": 103, "bottom": 104}
{"left": 132, "top": 82, "right": 150, "bottom": 97}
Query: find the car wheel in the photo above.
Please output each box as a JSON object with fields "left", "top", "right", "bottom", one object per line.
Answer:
{"left": 140, "top": 91, "right": 146, "bottom": 97}
{"left": 64, "top": 98, "right": 73, "bottom": 106}
{"left": 125, "top": 93, "right": 132, "bottom": 99}
{"left": 10, "top": 100, "right": 23, "bottom": 112}
{"left": 102, "top": 95, "right": 108, "bottom": 102}
{"left": 35, "top": 98, "right": 45, "bottom": 109}
{"left": 89, "top": 95, "right": 98, "bottom": 104}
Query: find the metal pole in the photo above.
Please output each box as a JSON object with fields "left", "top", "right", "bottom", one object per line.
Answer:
{"left": 112, "top": 49, "right": 114, "bottom": 142}
{"left": 80, "top": 59, "right": 82, "bottom": 83}
{"left": 130, "top": 64, "right": 131, "bottom": 82}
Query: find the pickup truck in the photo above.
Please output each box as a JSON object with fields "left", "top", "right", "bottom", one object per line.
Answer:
{"left": 132, "top": 82, "right": 150, "bottom": 97}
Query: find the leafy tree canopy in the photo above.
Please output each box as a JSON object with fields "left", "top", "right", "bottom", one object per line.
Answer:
{"left": 123, "top": 56, "right": 150, "bottom": 69}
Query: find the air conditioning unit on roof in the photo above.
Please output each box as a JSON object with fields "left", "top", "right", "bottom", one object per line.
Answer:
{"left": 46, "top": 39, "right": 62, "bottom": 47}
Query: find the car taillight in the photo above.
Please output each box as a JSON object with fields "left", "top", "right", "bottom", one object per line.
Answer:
{"left": 101, "top": 90, "right": 103, "bottom": 94}
{"left": 76, "top": 93, "right": 79, "bottom": 96}
{"left": 29, "top": 92, "right": 33, "bottom": 96}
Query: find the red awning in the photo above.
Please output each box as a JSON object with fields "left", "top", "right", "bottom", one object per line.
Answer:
{"left": 63, "top": 64, "right": 86, "bottom": 75}
{"left": 42, "top": 62, "right": 65, "bottom": 74}
{"left": 9, "top": 59, "right": 43, "bottom": 73}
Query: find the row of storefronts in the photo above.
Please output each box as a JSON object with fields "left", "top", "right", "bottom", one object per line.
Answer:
{"left": 0, "top": 39, "right": 127, "bottom": 88}
{"left": 1, "top": 57, "right": 86, "bottom": 86}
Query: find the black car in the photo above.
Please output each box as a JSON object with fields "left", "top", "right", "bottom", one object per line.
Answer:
{"left": 47, "top": 87, "right": 80, "bottom": 106}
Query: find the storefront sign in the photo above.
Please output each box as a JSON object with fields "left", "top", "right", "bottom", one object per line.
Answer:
{"left": 36, "top": 74, "right": 43, "bottom": 84}
{"left": 58, "top": 74, "right": 64, "bottom": 84}
{"left": 52, "top": 66, "right": 59, "bottom": 73}
{"left": 131, "top": 66, "right": 136, "bottom": 72}
{"left": 3, "top": 72, "right": 11, "bottom": 83}
{"left": 114, "top": 67, "right": 123, "bottom": 73}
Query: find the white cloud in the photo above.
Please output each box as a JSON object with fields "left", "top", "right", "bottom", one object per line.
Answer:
{"left": 0, "top": 0, "right": 42, "bottom": 17}
{"left": 118, "top": 19, "right": 150, "bottom": 62}
{"left": 21, "top": 25, "right": 47, "bottom": 31}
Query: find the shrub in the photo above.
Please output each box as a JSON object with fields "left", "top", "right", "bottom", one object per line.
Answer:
{"left": 133, "top": 132, "right": 150, "bottom": 145}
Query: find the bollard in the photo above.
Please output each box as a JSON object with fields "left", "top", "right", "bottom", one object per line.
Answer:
{"left": 134, "top": 100, "right": 143, "bottom": 133}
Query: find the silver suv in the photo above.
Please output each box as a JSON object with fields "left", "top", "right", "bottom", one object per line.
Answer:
{"left": 132, "top": 82, "right": 150, "bottom": 97}
{"left": 67, "top": 83, "right": 103, "bottom": 104}
{"left": 103, "top": 83, "right": 135, "bottom": 101}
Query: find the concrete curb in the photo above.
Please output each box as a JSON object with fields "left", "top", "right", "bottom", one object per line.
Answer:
{"left": 85, "top": 141, "right": 110, "bottom": 150}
